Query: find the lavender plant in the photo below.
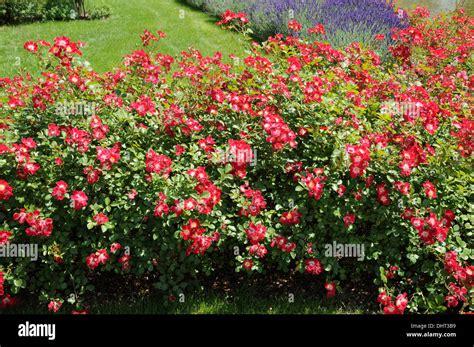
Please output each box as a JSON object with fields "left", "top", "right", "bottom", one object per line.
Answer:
{"left": 317, "top": 0, "right": 406, "bottom": 49}
{"left": 185, "top": 0, "right": 407, "bottom": 54}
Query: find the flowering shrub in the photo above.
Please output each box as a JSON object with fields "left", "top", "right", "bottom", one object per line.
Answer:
{"left": 0, "top": 8, "right": 472, "bottom": 314}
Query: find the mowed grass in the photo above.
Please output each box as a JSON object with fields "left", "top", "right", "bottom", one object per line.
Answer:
{"left": 0, "top": 0, "right": 247, "bottom": 77}
{"left": 91, "top": 296, "right": 365, "bottom": 315}
{"left": 6, "top": 289, "right": 367, "bottom": 314}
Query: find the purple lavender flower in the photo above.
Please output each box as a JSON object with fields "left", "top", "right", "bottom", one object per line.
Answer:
{"left": 188, "top": 0, "right": 407, "bottom": 51}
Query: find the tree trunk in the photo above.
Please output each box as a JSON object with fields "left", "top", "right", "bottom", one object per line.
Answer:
{"left": 74, "top": 0, "right": 87, "bottom": 18}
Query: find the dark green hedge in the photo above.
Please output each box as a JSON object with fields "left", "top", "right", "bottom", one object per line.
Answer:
{"left": 0, "top": 0, "right": 110, "bottom": 25}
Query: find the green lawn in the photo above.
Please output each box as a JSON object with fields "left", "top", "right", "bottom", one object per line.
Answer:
{"left": 0, "top": 0, "right": 246, "bottom": 77}
{"left": 91, "top": 294, "right": 366, "bottom": 315}
{"left": 6, "top": 288, "right": 368, "bottom": 314}
{"left": 5, "top": 272, "right": 373, "bottom": 314}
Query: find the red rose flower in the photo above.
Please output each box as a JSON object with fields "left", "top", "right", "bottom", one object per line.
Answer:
{"left": 0, "top": 230, "right": 12, "bottom": 245}
{"left": 52, "top": 180, "right": 68, "bottom": 201}
{"left": 0, "top": 180, "right": 13, "bottom": 201}
{"left": 422, "top": 181, "right": 437, "bottom": 199}
{"left": 343, "top": 213, "right": 356, "bottom": 228}
{"left": 383, "top": 304, "right": 400, "bottom": 314}
{"left": 395, "top": 293, "right": 408, "bottom": 313}
{"left": 279, "top": 208, "right": 302, "bottom": 225}
{"left": 308, "top": 24, "right": 325, "bottom": 35}
{"left": 243, "top": 259, "right": 253, "bottom": 270}
{"left": 23, "top": 41, "right": 38, "bottom": 52}
{"left": 71, "top": 190, "right": 88, "bottom": 210}
{"left": 375, "top": 34, "right": 385, "bottom": 41}
{"left": 245, "top": 223, "right": 266, "bottom": 244}
{"left": 325, "top": 282, "right": 336, "bottom": 298}
{"left": 110, "top": 243, "right": 121, "bottom": 254}
{"left": 93, "top": 213, "right": 109, "bottom": 225}
{"left": 48, "top": 299, "right": 63, "bottom": 313}
{"left": 288, "top": 20, "right": 302, "bottom": 32}
{"left": 377, "top": 291, "right": 392, "bottom": 306}
{"left": 304, "top": 258, "right": 323, "bottom": 275}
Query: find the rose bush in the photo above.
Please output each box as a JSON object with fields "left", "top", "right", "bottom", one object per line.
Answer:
{"left": 0, "top": 7, "right": 472, "bottom": 313}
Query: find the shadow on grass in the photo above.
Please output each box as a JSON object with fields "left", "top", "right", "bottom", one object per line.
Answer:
{"left": 171, "top": 0, "right": 274, "bottom": 43}
{"left": 4, "top": 272, "right": 376, "bottom": 314}
{"left": 173, "top": 0, "right": 228, "bottom": 26}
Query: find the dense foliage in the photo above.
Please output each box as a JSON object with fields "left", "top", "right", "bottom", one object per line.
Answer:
{"left": 0, "top": 7, "right": 472, "bottom": 314}
{"left": 0, "top": 0, "right": 110, "bottom": 24}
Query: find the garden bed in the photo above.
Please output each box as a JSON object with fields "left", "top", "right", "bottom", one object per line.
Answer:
{"left": 0, "top": 4, "right": 472, "bottom": 315}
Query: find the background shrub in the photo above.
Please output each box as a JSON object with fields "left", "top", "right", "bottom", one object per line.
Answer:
{"left": 88, "top": 5, "right": 111, "bottom": 20}
{"left": 0, "top": 0, "right": 45, "bottom": 24}
{"left": 42, "top": 0, "right": 76, "bottom": 21}
{"left": 0, "top": 0, "right": 109, "bottom": 24}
